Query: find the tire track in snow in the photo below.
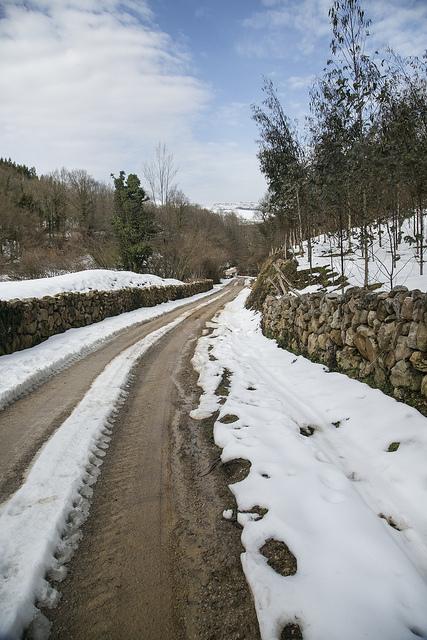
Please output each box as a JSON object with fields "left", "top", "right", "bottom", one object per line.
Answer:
{"left": 0, "top": 285, "right": 237, "bottom": 640}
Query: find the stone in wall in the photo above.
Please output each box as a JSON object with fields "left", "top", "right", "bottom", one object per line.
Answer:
{"left": 259, "top": 285, "right": 427, "bottom": 414}
{"left": 0, "top": 280, "right": 213, "bottom": 356}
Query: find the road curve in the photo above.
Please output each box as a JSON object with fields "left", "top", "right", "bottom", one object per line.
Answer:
{"left": 0, "top": 284, "right": 234, "bottom": 504}
{"left": 46, "top": 279, "right": 259, "bottom": 639}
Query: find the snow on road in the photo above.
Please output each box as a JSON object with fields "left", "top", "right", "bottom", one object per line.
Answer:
{"left": 0, "top": 285, "right": 225, "bottom": 410}
{"left": 0, "top": 269, "right": 182, "bottom": 301}
{"left": 0, "top": 288, "right": 233, "bottom": 639}
{"left": 192, "top": 289, "right": 427, "bottom": 640}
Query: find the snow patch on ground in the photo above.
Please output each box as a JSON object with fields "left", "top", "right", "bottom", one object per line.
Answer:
{"left": 0, "top": 290, "right": 229, "bottom": 639}
{"left": 192, "top": 289, "right": 427, "bottom": 640}
{"left": 0, "top": 285, "right": 225, "bottom": 410}
{"left": 0, "top": 269, "right": 182, "bottom": 301}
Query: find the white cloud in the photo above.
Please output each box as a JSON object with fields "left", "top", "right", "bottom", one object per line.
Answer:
{"left": 370, "top": 1, "right": 427, "bottom": 57}
{"left": 0, "top": 2, "right": 204, "bottom": 179}
{"left": 239, "top": 0, "right": 427, "bottom": 59}
{"left": 242, "top": 8, "right": 292, "bottom": 30}
{"left": 177, "top": 140, "right": 266, "bottom": 207}
{"left": 238, "top": 0, "right": 330, "bottom": 58}
{"left": 287, "top": 74, "right": 315, "bottom": 90}
{"left": 0, "top": 1, "right": 267, "bottom": 205}
{"left": 214, "top": 101, "right": 251, "bottom": 128}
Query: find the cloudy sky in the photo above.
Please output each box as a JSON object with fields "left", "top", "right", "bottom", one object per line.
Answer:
{"left": 1, "top": 0, "right": 426, "bottom": 206}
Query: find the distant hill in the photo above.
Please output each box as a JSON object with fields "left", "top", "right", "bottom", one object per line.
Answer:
{"left": 211, "top": 202, "right": 261, "bottom": 222}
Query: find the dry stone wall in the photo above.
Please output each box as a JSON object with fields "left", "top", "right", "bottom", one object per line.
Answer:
{"left": 0, "top": 280, "right": 213, "bottom": 356}
{"left": 261, "top": 286, "right": 427, "bottom": 412}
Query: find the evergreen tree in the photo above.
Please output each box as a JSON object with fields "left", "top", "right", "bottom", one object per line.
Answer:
{"left": 111, "top": 171, "right": 157, "bottom": 272}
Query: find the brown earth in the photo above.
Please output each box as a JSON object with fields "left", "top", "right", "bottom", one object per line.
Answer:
{"left": 25, "top": 280, "right": 262, "bottom": 639}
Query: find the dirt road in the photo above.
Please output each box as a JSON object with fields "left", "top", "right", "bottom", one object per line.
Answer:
{"left": 4, "top": 281, "right": 259, "bottom": 639}
{"left": 0, "top": 285, "right": 229, "bottom": 503}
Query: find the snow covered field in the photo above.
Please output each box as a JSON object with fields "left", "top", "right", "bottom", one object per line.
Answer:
{"left": 0, "top": 269, "right": 182, "bottom": 301}
{"left": 0, "top": 288, "right": 233, "bottom": 639}
{"left": 0, "top": 285, "right": 225, "bottom": 410}
{"left": 192, "top": 289, "right": 427, "bottom": 640}
{"left": 297, "top": 218, "right": 427, "bottom": 293}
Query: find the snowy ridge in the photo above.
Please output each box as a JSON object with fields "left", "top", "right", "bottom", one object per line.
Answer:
{"left": 191, "top": 290, "right": 427, "bottom": 640}
{"left": 0, "top": 289, "right": 231, "bottom": 639}
{"left": 0, "top": 269, "right": 182, "bottom": 301}
{"left": 0, "top": 285, "right": 225, "bottom": 411}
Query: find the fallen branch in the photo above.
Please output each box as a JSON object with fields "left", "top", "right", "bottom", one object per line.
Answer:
{"left": 267, "top": 276, "right": 281, "bottom": 297}
{"left": 273, "top": 263, "right": 301, "bottom": 298}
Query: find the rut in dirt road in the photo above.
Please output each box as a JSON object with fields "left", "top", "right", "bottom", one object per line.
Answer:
{"left": 0, "top": 286, "right": 230, "bottom": 503}
{"left": 46, "top": 282, "right": 260, "bottom": 640}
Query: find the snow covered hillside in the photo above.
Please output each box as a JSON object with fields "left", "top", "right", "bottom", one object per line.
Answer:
{"left": 297, "top": 217, "right": 427, "bottom": 293}
{"left": 211, "top": 202, "right": 261, "bottom": 222}
{"left": 192, "top": 289, "right": 427, "bottom": 640}
{"left": 0, "top": 270, "right": 182, "bottom": 301}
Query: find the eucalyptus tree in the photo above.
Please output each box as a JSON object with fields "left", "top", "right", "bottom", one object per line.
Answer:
{"left": 252, "top": 78, "right": 307, "bottom": 255}
{"left": 398, "top": 58, "right": 427, "bottom": 275}
{"left": 376, "top": 54, "right": 427, "bottom": 274}
{"left": 309, "top": 76, "right": 350, "bottom": 283}
{"left": 322, "top": 0, "right": 380, "bottom": 285}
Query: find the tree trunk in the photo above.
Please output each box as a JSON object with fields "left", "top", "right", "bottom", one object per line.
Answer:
{"left": 296, "top": 187, "right": 304, "bottom": 255}
{"left": 347, "top": 185, "right": 352, "bottom": 250}
{"left": 363, "top": 190, "right": 369, "bottom": 288}
{"left": 419, "top": 196, "right": 424, "bottom": 276}
{"left": 338, "top": 211, "right": 345, "bottom": 290}
{"left": 307, "top": 231, "right": 312, "bottom": 274}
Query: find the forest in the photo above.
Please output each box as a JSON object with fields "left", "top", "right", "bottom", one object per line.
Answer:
{"left": 1, "top": 0, "right": 426, "bottom": 287}
{"left": 252, "top": 0, "right": 427, "bottom": 288}
{"left": 0, "top": 153, "right": 267, "bottom": 282}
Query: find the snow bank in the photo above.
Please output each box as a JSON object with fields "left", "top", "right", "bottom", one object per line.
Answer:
{"left": 0, "top": 269, "right": 182, "bottom": 301}
{"left": 192, "top": 289, "right": 427, "bottom": 640}
{"left": 0, "top": 285, "right": 225, "bottom": 410}
{"left": 0, "top": 290, "right": 229, "bottom": 639}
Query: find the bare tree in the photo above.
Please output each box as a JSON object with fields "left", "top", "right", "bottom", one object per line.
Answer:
{"left": 143, "top": 143, "right": 178, "bottom": 206}
{"left": 66, "top": 169, "right": 97, "bottom": 233}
